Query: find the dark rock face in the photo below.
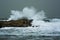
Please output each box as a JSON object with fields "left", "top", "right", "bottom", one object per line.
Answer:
{"left": 0, "top": 18, "right": 33, "bottom": 28}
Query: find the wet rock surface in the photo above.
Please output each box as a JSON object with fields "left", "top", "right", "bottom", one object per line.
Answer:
{"left": 0, "top": 18, "right": 33, "bottom": 28}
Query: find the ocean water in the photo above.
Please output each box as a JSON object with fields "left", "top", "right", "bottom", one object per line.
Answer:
{"left": 0, "top": 27, "right": 60, "bottom": 40}
{"left": 0, "top": 35, "right": 60, "bottom": 40}
{"left": 0, "top": 7, "right": 60, "bottom": 40}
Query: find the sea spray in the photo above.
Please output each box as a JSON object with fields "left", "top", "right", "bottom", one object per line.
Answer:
{"left": 50, "top": 18, "right": 60, "bottom": 22}
{"left": 4, "top": 7, "right": 60, "bottom": 32}
{"left": 8, "top": 7, "right": 46, "bottom": 21}
{"left": 1, "top": 7, "right": 60, "bottom": 36}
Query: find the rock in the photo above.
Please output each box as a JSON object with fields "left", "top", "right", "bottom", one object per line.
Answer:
{"left": 0, "top": 18, "right": 33, "bottom": 28}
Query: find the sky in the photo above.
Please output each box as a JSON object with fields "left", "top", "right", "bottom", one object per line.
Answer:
{"left": 0, "top": 0, "right": 60, "bottom": 19}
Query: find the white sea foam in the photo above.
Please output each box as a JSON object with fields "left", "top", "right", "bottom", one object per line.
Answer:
{"left": 8, "top": 7, "right": 46, "bottom": 20}
{"left": 0, "top": 7, "right": 60, "bottom": 36}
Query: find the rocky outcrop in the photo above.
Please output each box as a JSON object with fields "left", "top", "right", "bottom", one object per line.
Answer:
{"left": 0, "top": 18, "right": 33, "bottom": 28}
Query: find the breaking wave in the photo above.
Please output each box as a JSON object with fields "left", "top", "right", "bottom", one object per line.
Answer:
{"left": 0, "top": 7, "right": 60, "bottom": 36}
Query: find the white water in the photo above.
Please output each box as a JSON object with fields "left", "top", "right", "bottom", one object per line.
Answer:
{"left": 8, "top": 7, "right": 46, "bottom": 20}
{"left": 0, "top": 7, "right": 60, "bottom": 36}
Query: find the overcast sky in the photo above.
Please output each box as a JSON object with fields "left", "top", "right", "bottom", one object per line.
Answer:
{"left": 0, "top": 0, "right": 60, "bottom": 19}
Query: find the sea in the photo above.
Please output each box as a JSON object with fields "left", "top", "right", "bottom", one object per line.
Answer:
{"left": 0, "top": 7, "right": 60, "bottom": 40}
{"left": 0, "top": 27, "right": 60, "bottom": 40}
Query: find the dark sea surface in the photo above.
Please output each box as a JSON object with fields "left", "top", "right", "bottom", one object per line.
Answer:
{"left": 0, "top": 35, "right": 60, "bottom": 40}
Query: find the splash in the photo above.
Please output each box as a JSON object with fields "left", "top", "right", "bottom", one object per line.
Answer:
{"left": 6, "top": 7, "right": 60, "bottom": 33}
{"left": 8, "top": 7, "right": 46, "bottom": 21}
{"left": 50, "top": 18, "right": 60, "bottom": 22}
{"left": 1, "top": 7, "right": 60, "bottom": 36}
